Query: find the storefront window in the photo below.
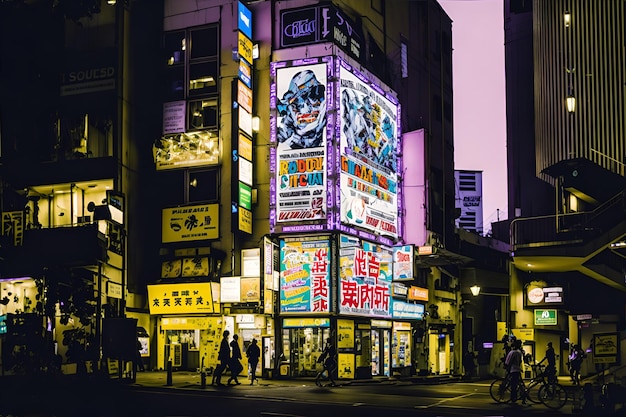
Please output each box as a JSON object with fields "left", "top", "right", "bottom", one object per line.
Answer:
{"left": 281, "top": 327, "right": 329, "bottom": 377}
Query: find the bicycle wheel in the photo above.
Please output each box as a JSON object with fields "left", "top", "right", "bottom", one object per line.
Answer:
{"left": 539, "top": 382, "right": 568, "bottom": 409}
{"left": 526, "top": 381, "right": 543, "bottom": 404}
{"left": 490, "top": 378, "right": 510, "bottom": 403}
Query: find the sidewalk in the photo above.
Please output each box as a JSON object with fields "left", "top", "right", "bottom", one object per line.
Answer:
{"left": 129, "top": 370, "right": 460, "bottom": 391}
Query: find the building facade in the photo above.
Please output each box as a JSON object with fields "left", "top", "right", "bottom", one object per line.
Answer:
{"left": 504, "top": 0, "right": 626, "bottom": 377}
{"left": 0, "top": 0, "right": 465, "bottom": 380}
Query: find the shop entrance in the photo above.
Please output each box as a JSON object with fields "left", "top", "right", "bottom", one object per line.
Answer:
{"left": 371, "top": 328, "right": 390, "bottom": 376}
{"left": 282, "top": 327, "right": 330, "bottom": 377}
{"left": 164, "top": 329, "right": 200, "bottom": 371}
{"left": 428, "top": 332, "right": 450, "bottom": 375}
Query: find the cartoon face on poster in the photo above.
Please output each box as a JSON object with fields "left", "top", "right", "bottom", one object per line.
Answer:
{"left": 276, "top": 63, "right": 327, "bottom": 150}
{"left": 338, "top": 63, "right": 399, "bottom": 238}
{"left": 275, "top": 62, "right": 328, "bottom": 223}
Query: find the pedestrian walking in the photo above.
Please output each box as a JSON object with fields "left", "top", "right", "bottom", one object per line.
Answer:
{"left": 504, "top": 339, "right": 524, "bottom": 405}
{"left": 227, "top": 334, "right": 243, "bottom": 385}
{"left": 568, "top": 344, "right": 585, "bottom": 385}
{"left": 463, "top": 350, "right": 477, "bottom": 379}
{"left": 213, "top": 330, "right": 231, "bottom": 386}
{"left": 246, "top": 338, "right": 261, "bottom": 385}
{"left": 315, "top": 338, "right": 337, "bottom": 387}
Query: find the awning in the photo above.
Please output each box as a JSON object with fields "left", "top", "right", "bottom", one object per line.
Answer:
{"left": 415, "top": 246, "right": 473, "bottom": 268}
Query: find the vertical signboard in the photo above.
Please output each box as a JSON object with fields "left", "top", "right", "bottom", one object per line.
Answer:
{"left": 232, "top": 1, "right": 254, "bottom": 235}
{"left": 274, "top": 61, "right": 328, "bottom": 224}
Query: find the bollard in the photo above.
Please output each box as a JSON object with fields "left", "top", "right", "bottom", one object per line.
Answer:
{"left": 200, "top": 357, "right": 206, "bottom": 389}
{"left": 166, "top": 359, "right": 173, "bottom": 386}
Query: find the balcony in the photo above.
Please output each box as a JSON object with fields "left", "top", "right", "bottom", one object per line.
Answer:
{"left": 0, "top": 224, "right": 107, "bottom": 277}
{"left": 511, "top": 190, "right": 626, "bottom": 289}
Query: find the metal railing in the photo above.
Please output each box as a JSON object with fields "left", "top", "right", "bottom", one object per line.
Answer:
{"left": 511, "top": 190, "right": 626, "bottom": 250}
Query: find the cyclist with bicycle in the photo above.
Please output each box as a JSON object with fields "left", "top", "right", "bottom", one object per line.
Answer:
{"left": 539, "top": 342, "right": 557, "bottom": 383}
{"left": 504, "top": 339, "right": 525, "bottom": 404}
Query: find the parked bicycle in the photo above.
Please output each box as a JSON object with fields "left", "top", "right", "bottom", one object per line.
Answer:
{"left": 490, "top": 363, "right": 568, "bottom": 409}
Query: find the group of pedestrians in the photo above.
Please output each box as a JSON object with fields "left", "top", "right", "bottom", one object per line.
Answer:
{"left": 212, "top": 330, "right": 261, "bottom": 386}
{"left": 501, "top": 337, "right": 588, "bottom": 405}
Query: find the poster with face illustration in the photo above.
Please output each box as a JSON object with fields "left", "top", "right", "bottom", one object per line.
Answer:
{"left": 338, "top": 62, "right": 399, "bottom": 238}
{"left": 275, "top": 62, "right": 328, "bottom": 223}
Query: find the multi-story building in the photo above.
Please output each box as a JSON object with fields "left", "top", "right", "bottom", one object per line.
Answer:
{"left": 0, "top": 0, "right": 466, "bottom": 380}
{"left": 455, "top": 170, "right": 484, "bottom": 235}
{"left": 504, "top": 0, "right": 626, "bottom": 376}
{"left": 0, "top": 0, "right": 163, "bottom": 375}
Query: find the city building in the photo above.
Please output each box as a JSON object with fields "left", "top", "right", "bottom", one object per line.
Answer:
{"left": 455, "top": 170, "right": 484, "bottom": 235}
{"left": 503, "top": 0, "right": 626, "bottom": 376}
{"left": 0, "top": 0, "right": 467, "bottom": 380}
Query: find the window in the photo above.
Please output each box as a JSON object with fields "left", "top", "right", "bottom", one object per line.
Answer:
{"left": 163, "top": 25, "right": 219, "bottom": 127}
{"left": 187, "top": 169, "right": 219, "bottom": 203}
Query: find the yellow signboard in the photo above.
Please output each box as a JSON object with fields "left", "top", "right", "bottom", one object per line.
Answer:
{"left": 239, "top": 207, "right": 252, "bottom": 234}
{"left": 338, "top": 353, "right": 355, "bottom": 379}
{"left": 238, "top": 32, "right": 253, "bottom": 65}
{"left": 147, "top": 282, "right": 214, "bottom": 314}
{"left": 337, "top": 319, "right": 354, "bottom": 349}
{"left": 162, "top": 204, "right": 219, "bottom": 243}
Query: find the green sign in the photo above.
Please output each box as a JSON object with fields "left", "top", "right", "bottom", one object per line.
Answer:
{"left": 534, "top": 309, "right": 557, "bottom": 325}
{"left": 239, "top": 182, "right": 252, "bottom": 210}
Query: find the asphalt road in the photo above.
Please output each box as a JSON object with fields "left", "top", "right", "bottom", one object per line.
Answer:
{"left": 1, "top": 372, "right": 589, "bottom": 417}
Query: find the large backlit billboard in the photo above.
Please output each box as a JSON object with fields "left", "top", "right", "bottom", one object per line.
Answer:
{"left": 279, "top": 237, "right": 331, "bottom": 313}
{"left": 274, "top": 61, "right": 328, "bottom": 223}
{"left": 270, "top": 56, "right": 401, "bottom": 245}
{"left": 339, "top": 61, "right": 399, "bottom": 239}
{"left": 338, "top": 235, "right": 392, "bottom": 318}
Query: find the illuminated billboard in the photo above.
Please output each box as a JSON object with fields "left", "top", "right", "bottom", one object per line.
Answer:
{"left": 338, "top": 235, "right": 392, "bottom": 318}
{"left": 270, "top": 56, "right": 400, "bottom": 245}
{"left": 274, "top": 61, "right": 328, "bottom": 223}
{"left": 279, "top": 238, "right": 331, "bottom": 313}
{"left": 339, "top": 61, "right": 399, "bottom": 238}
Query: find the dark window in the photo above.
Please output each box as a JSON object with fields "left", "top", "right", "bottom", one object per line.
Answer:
{"left": 187, "top": 169, "right": 219, "bottom": 203}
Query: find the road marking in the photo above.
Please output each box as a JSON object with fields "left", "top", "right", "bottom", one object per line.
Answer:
{"left": 414, "top": 392, "right": 476, "bottom": 408}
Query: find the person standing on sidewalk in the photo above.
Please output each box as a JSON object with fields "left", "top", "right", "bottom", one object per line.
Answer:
{"left": 504, "top": 339, "right": 524, "bottom": 405}
{"left": 246, "top": 338, "right": 261, "bottom": 385}
{"left": 213, "top": 330, "right": 231, "bottom": 386}
{"left": 228, "top": 334, "right": 243, "bottom": 385}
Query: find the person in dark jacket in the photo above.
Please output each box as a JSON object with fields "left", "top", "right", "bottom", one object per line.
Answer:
{"left": 213, "top": 330, "right": 230, "bottom": 386}
{"left": 246, "top": 338, "right": 261, "bottom": 385}
{"left": 228, "top": 334, "right": 243, "bottom": 385}
{"left": 315, "top": 338, "right": 337, "bottom": 387}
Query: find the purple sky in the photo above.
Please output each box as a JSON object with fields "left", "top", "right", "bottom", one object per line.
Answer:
{"left": 439, "top": 0, "right": 508, "bottom": 234}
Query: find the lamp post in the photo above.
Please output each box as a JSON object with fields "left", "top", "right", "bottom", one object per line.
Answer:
{"left": 470, "top": 285, "right": 511, "bottom": 341}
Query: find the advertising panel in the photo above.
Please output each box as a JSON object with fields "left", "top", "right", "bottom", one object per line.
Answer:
{"left": 147, "top": 282, "right": 214, "bottom": 314}
{"left": 162, "top": 204, "right": 219, "bottom": 243}
{"left": 339, "top": 62, "right": 399, "bottom": 238}
{"left": 275, "top": 62, "right": 328, "bottom": 223}
{"left": 338, "top": 235, "right": 392, "bottom": 318}
{"left": 392, "top": 300, "right": 424, "bottom": 320}
{"left": 153, "top": 131, "right": 220, "bottom": 170}
{"left": 280, "top": 4, "right": 363, "bottom": 63}
{"left": 393, "top": 245, "right": 414, "bottom": 281}
{"left": 280, "top": 238, "right": 331, "bottom": 313}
